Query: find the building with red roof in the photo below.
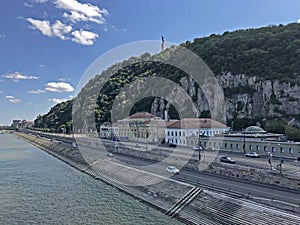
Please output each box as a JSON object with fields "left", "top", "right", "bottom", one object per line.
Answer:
{"left": 165, "top": 118, "right": 229, "bottom": 146}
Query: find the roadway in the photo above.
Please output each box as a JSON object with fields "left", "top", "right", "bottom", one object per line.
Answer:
{"left": 112, "top": 152, "right": 300, "bottom": 206}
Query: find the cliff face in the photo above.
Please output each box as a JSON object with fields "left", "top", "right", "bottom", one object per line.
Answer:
{"left": 220, "top": 73, "right": 300, "bottom": 119}
{"left": 151, "top": 73, "right": 300, "bottom": 125}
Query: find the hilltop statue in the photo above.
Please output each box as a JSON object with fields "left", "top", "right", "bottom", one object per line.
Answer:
{"left": 161, "top": 35, "right": 165, "bottom": 51}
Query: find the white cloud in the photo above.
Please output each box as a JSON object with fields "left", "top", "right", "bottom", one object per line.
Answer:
{"left": 27, "top": 18, "right": 72, "bottom": 40}
{"left": 27, "top": 18, "right": 52, "bottom": 36}
{"left": 2, "top": 72, "right": 39, "bottom": 82}
{"left": 297, "top": 18, "right": 300, "bottom": 23}
{"left": 45, "top": 82, "right": 74, "bottom": 92}
{"left": 0, "top": 34, "right": 6, "bottom": 38}
{"left": 5, "top": 96, "right": 21, "bottom": 104}
{"left": 35, "top": 0, "right": 48, "bottom": 3}
{"left": 28, "top": 89, "right": 46, "bottom": 94}
{"left": 52, "top": 20, "right": 72, "bottom": 40}
{"left": 48, "top": 98, "right": 68, "bottom": 104}
{"left": 24, "top": 2, "right": 33, "bottom": 7}
{"left": 0, "top": 91, "right": 3, "bottom": 94}
{"left": 9, "top": 99, "right": 21, "bottom": 103}
{"left": 63, "top": 11, "right": 88, "bottom": 23}
{"left": 72, "top": 29, "right": 98, "bottom": 45}
{"left": 55, "top": 0, "right": 108, "bottom": 24}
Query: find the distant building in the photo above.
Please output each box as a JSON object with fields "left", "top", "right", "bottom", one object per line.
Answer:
{"left": 12, "top": 120, "right": 21, "bottom": 128}
{"left": 20, "top": 120, "right": 34, "bottom": 128}
{"left": 12, "top": 119, "right": 34, "bottom": 129}
{"left": 225, "top": 126, "right": 283, "bottom": 141}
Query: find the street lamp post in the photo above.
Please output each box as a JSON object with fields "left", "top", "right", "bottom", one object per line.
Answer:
{"left": 268, "top": 151, "right": 272, "bottom": 170}
{"left": 198, "top": 118, "right": 201, "bottom": 161}
{"left": 243, "top": 129, "right": 246, "bottom": 154}
{"left": 278, "top": 143, "right": 283, "bottom": 173}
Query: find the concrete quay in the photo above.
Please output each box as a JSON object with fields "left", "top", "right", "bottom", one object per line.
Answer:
{"left": 16, "top": 132, "right": 300, "bottom": 225}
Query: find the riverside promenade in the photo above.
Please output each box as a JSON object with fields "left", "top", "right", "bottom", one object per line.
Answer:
{"left": 16, "top": 132, "right": 300, "bottom": 225}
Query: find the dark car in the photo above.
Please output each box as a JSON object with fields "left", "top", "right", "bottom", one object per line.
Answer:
{"left": 168, "top": 143, "right": 177, "bottom": 147}
{"left": 220, "top": 156, "right": 236, "bottom": 164}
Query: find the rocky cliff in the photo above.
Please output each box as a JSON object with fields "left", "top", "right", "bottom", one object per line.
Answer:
{"left": 151, "top": 73, "right": 300, "bottom": 127}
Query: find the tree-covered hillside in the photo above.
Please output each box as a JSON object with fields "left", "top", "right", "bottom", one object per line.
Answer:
{"left": 34, "top": 100, "right": 73, "bottom": 133}
{"left": 183, "top": 23, "right": 300, "bottom": 84}
{"left": 34, "top": 23, "right": 300, "bottom": 138}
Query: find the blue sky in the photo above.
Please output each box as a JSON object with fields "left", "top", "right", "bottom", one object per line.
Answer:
{"left": 0, "top": 0, "right": 300, "bottom": 125}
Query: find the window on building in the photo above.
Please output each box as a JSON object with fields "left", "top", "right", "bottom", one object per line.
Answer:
{"left": 230, "top": 143, "right": 233, "bottom": 149}
{"left": 175, "top": 131, "right": 177, "bottom": 136}
{"left": 168, "top": 131, "right": 170, "bottom": 136}
{"left": 289, "top": 148, "right": 293, "bottom": 154}
{"left": 236, "top": 144, "right": 239, "bottom": 149}
{"left": 249, "top": 145, "right": 252, "bottom": 150}
{"left": 183, "top": 132, "right": 185, "bottom": 137}
{"left": 171, "top": 131, "right": 173, "bottom": 136}
{"left": 264, "top": 146, "right": 267, "bottom": 152}
{"left": 179, "top": 131, "right": 181, "bottom": 136}
{"left": 257, "top": 145, "right": 260, "bottom": 151}
{"left": 272, "top": 147, "right": 276, "bottom": 152}
{"left": 225, "top": 143, "right": 228, "bottom": 149}
{"left": 280, "top": 148, "right": 284, "bottom": 153}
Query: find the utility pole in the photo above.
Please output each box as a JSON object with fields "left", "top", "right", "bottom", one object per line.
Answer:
{"left": 198, "top": 117, "right": 201, "bottom": 161}
{"left": 278, "top": 143, "right": 283, "bottom": 174}
{"left": 243, "top": 129, "right": 246, "bottom": 154}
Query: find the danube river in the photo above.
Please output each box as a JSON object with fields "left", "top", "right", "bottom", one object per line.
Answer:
{"left": 0, "top": 133, "right": 182, "bottom": 225}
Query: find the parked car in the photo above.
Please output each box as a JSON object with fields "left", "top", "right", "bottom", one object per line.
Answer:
{"left": 220, "top": 156, "right": 236, "bottom": 164}
{"left": 166, "top": 166, "right": 180, "bottom": 174}
{"left": 206, "top": 146, "right": 215, "bottom": 150}
{"left": 107, "top": 153, "right": 114, "bottom": 157}
{"left": 193, "top": 145, "right": 203, "bottom": 150}
{"left": 168, "top": 143, "right": 177, "bottom": 147}
{"left": 135, "top": 144, "right": 141, "bottom": 148}
{"left": 246, "top": 152, "right": 260, "bottom": 158}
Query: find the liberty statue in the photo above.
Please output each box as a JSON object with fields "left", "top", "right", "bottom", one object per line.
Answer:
{"left": 161, "top": 35, "right": 165, "bottom": 51}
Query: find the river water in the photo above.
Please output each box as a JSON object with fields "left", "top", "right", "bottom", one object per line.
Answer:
{"left": 0, "top": 133, "right": 182, "bottom": 225}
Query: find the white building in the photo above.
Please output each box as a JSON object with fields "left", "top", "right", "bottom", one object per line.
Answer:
{"left": 165, "top": 118, "right": 230, "bottom": 146}
{"left": 99, "top": 122, "right": 119, "bottom": 139}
